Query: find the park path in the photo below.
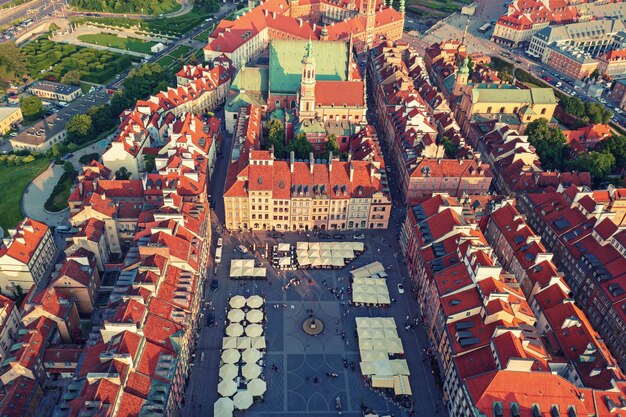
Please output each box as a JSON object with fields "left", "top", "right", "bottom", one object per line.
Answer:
{"left": 21, "top": 136, "right": 112, "bottom": 227}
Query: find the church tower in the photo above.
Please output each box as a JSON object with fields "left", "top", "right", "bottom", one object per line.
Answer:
{"left": 360, "top": 0, "right": 376, "bottom": 38}
{"left": 453, "top": 56, "right": 470, "bottom": 96}
{"left": 299, "top": 40, "right": 316, "bottom": 120}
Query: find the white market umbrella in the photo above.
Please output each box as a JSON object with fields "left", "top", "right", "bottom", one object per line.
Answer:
{"left": 228, "top": 309, "right": 245, "bottom": 323}
{"left": 219, "top": 364, "right": 238, "bottom": 380}
{"left": 217, "top": 379, "right": 238, "bottom": 397}
{"left": 247, "top": 378, "right": 267, "bottom": 396}
{"left": 246, "top": 295, "right": 264, "bottom": 308}
{"left": 226, "top": 323, "right": 244, "bottom": 337}
{"left": 229, "top": 295, "right": 246, "bottom": 308}
{"left": 242, "top": 363, "right": 262, "bottom": 379}
{"left": 245, "top": 323, "right": 263, "bottom": 337}
{"left": 221, "top": 349, "right": 240, "bottom": 364}
{"left": 214, "top": 397, "right": 234, "bottom": 417}
{"left": 242, "top": 348, "right": 262, "bottom": 364}
{"left": 233, "top": 390, "right": 254, "bottom": 410}
{"left": 246, "top": 309, "right": 264, "bottom": 323}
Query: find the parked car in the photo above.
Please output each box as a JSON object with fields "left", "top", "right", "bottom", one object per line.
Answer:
{"left": 211, "top": 279, "right": 219, "bottom": 291}
{"left": 319, "top": 233, "right": 331, "bottom": 239}
{"left": 354, "top": 233, "right": 365, "bottom": 240}
{"left": 397, "top": 284, "right": 405, "bottom": 294}
{"left": 206, "top": 310, "right": 216, "bottom": 327}
{"left": 217, "top": 237, "right": 223, "bottom": 248}
{"left": 333, "top": 234, "right": 345, "bottom": 240}
{"left": 236, "top": 245, "right": 249, "bottom": 254}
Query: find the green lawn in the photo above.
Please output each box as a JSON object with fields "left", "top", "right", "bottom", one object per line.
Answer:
{"left": 405, "top": 0, "right": 472, "bottom": 17}
{"left": 71, "top": 5, "right": 215, "bottom": 36}
{"left": 77, "top": 33, "right": 157, "bottom": 54}
{"left": 70, "top": 0, "right": 181, "bottom": 15}
{"left": 0, "top": 158, "right": 50, "bottom": 234}
{"left": 194, "top": 25, "right": 214, "bottom": 42}
{"left": 169, "top": 45, "right": 192, "bottom": 59}
{"left": 44, "top": 172, "right": 75, "bottom": 212}
{"left": 156, "top": 55, "right": 175, "bottom": 68}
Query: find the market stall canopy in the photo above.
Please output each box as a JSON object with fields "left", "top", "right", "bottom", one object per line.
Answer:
{"left": 221, "top": 349, "right": 241, "bottom": 364}
{"left": 229, "top": 295, "right": 246, "bottom": 309}
{"left": 246, "top": 295, "right": 264, "bottom": 308}
{"left": 277, "top": 243, "right": 291, "bottom": 252}
{"left": 222, "top": 337, "right": 237, "bottom": 350}
{"left": 245, "top": 323, "right": 263, "bottom": 337}
{"left": 251, "top": 337, "right": 266, "bottom": 349}
{"left": 214, "top": 397, "right": 234, "bottom": 417}
{"left": 242, "top": 348, "right": 262, "bottom": 364}
{"left": 247, "top": 378, "right": 267, "bottom": 396}
{"left": 226, "top": 323, "right": 244, "bottom": 337}
{"left": 233, "top": 390, "right": 254, "bottom": 410}
{"left": 219, "top": 364, "right": 238, "bottom": 380}
{"left": 236, "top": 337, "right": 251, "bottom": 350}
{"left": 228, "top": 309, "right": 245, "bottom": 323}
{"left": 394, "top": 375, "right": 412, "bottom": 395}
{"left": 242, "top": 363, "right": 262, "bottom": 379}
{"left": 217, "top": 379, "right": 238, "bottom": 397}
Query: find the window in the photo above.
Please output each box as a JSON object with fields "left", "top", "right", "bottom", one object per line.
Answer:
{"left": 541, "top": 108, "right": 547, "bottom": 115}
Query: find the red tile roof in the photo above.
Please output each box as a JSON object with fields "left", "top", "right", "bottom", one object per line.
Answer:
{"left": 0, "top": 218, "right": 49, "bottom": 265}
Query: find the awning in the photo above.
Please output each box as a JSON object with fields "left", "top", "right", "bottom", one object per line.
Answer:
{"left": 222, "top": 337, "right": 237, "bottom": 349}
{"left": 246, "top": 309, "right": 264, "bottom": 323}
{"left": 393, "top": 375, "right": 412, "bottom": 396}
{"left": 277, "top": 243, "right": 291, "bottom": 252}
{"left": 245, "top": 323, "right": 263, "bottom": 337}
{"left": 251, "top": 337, "right": 266, "bottom": 349}
{"left": 236, "top": 337, "right": 251, "bottom": 350}
{"left": 226, "top": 323, "right": 244, "bottom": 337}
{"left": 371, "top": 376, "right": 395, "bottom": 388}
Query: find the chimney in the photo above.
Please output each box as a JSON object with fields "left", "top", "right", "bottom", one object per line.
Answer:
{"left": 347, "top": 151, "right": 353, "bottom": 162}
{"left": 328, "top": 151, "right": 333, "bottom": 172}
{"left": 370, "top": 163, "right": 374, "bottom": 182}
{"left": 349, "top": 162, "right": 354, "bottom": 182}
{"left": 290, "top": 151, "right": 295, "bottom": 173}
{"left": 309, "top": 152, "right": 314, "bottom": 174}
{"left": 298, "top": 18, "right": 303, "bottom": 27}
{"left": 313, "top": 23, "right": 316, "bottom": 31}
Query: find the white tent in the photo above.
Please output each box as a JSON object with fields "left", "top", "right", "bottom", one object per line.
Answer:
{"left": 222, "top": 337, "right": 237, "bottom": 349}
{"left": 233, "top": 390, "right": 254, "bottom": 410}
{"left": 251, "top": 337, "right": 266, "bottom": 349}
{"left": 228, "top": 309, "right": 245, "bottom": 323}
{"left": 242, "top": 348, "right": 262, "bottom": 363}
{"left": 242, "top": 363, "right": 262, "bottom": 379}
{"left": 247, "top": 378, "right": 267, "bottom": 396}
{"left": 219, "top": 364, "right": 238, "bottom": 380}
{"left": 246, "top": 309, "right": 264, "bottom": 323}
{"left": 277, "top": 243, "right": 291, "bottom": 252}
{"left": 229, "top": 296, "right": 246, "bottom": 308}
{"left": 245, "top": 323, "right": 263, "bottom": 337}
{"left": 246, "top": 295, "right": 264, "bottom": 308}
{"left": 296, "top": 241, "right": 308, "bottom": 250}
{"left": 221, "top": 349, "right": 240, "bottom": 364}
{"left": 214, "top": 397, "right": 235, "bottom": 417}
{"left": 226, "top": 323, "right": 244, "bottom": 337}
{"left": 217, "top": 379, "right": 238, "bottom": 397}
{"left": 236, "top": 337, "right": 251, "bottom": 350}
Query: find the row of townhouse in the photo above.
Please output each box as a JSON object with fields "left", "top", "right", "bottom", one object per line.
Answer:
{"left": 103, "top": 63, "right": 231, "bottom": 178}
{"left": 474, "top": 124, "right": 592, "bottom": 195}
{"left": 516, "top": 185, "right": 626, "bottom": 369}
{"left": 398, "top": 194, "right": 626, "bottom": 417}
{"left": 223, "top": 105, "right": 392, "bottom": 231}
{"left": 367, "top": 41, "right": 492, "bottom": 203}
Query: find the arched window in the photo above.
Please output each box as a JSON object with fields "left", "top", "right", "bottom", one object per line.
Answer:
{"left": 275, "top": 100, "right": 280, "bottom": 109}
{"left": 499, "top": 107, "right": 505, "bottom": 113}
{"left": 487, "top": 106, "right": 492, "bottom": 113}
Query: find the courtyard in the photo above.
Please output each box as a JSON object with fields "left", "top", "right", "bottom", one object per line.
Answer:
{"left": 183, "top": 224, "right": 444, "bottom": 417}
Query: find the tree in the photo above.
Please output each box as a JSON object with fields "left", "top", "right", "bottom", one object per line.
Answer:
{"left": 585, "top": 102, "right": 612, "bottom": 124}
{"left": 115, "top": 167, "right": 130, "bottom": 180}
{"left": 87, "top": 104, "right": 115, "bottom": 134}
{"left": 0, "top": 42, "right": 28, "bottom": 91}
{"left": 51, "top": 144, "right": 60, "bottom": 159}
{"left": 288, "top": 133, "right": 313, "bottom": 159}
{"left": 467, "top": 55, "right": 475, "bottom": 77}
{"left": 63, "top": 161, "right": 75, "bottom": 173}
{"left": 596, "top": 135, "right": 626, "bottom": 167}
{"left": 561, "top": 96, "right": 585, "bottom": 118}
{"left": 67, "top": 114, "right": 93, "bottom": 144}
{"left": 324, "top": 133, "right": 339, "bottom": 156}
{"left": 266, "top": 119, "right": 286, "bottom": 158}
{"left": 144, "top": 154, "right": 156, "bottom": 172}
{"left": 568, "top": 151, "right": 615, "bottom": 184}
{"left": 19, "top": 96, "right": 44, "bottom": 121}
{"left": 440, "top": 136, "right": 459, "bottom": 158}
{"left": 61, "top": 70, "right": 81, "bottom": 86}
{"left": 590, "top": 68, "right": 600, "bottom": 81}
{"left": 498, "top": 70, "right": 513, "bottom": 84}
{"left": 526, "top": 118, "right": 567, "bottom": 170}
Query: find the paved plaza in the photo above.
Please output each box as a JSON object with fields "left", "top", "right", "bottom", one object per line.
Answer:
{"left": 182, "top": 222, "right": 444, "bottom": 417}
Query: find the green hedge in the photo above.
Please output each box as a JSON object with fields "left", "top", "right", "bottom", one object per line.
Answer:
{"left": 44, "top": 171, "right": 76, "bottom": 212}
